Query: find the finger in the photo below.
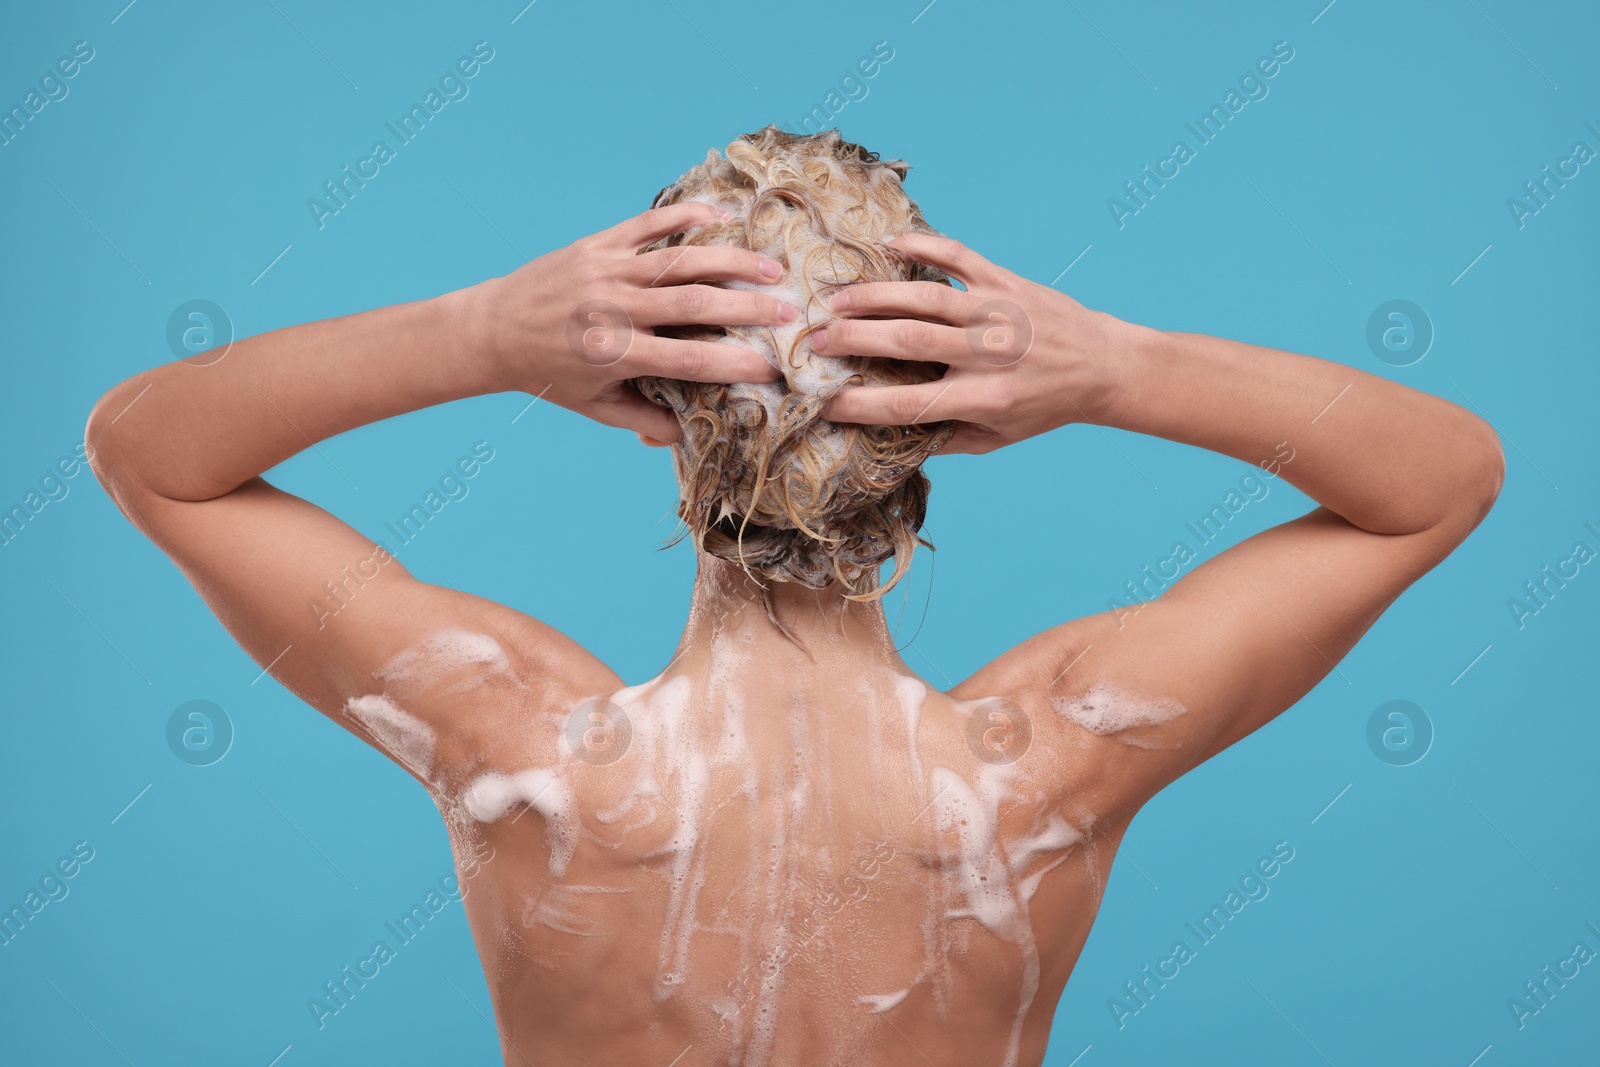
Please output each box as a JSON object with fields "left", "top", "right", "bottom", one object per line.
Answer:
{"left": 941, "top": 423, "right": 1007, "bottom": 455}
{"left": 813, "top": 317, "right": 968, "bottom": 364}
{"left": 828, "top": 279, "right": 977, "bottom": 325}
{"left": 822, "top": 380, "right": 970, "bottom": 426}
{"left": 632, "top": 284, "right": 798, "bottom": 329}
{"left": 637, "top": 432, "right": 674, "bottom": 448}
{"left": 608, "top": 202, "right": 729, "bottom": 250}
{"left": 633, "top": 245, "right": 783, "bottom": 288}
{"left": 883, "top": 233, "right": 1001, "bottom": 287}
{"left": 627, "top": 336, "right": 782, "bottom": 386}
{"left": 585, "top": 390, "right": 684, "bottom": 443}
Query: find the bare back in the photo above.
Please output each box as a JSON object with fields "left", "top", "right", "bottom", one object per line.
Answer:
{"left": 378, "top": 615, "right": 1145, "bottom": 1067}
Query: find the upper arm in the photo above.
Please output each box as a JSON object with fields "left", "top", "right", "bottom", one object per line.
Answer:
{"left": 104, "top": 474, "right": 618, "bottom": 789}
{"left": 954, "top": 500, "right": 1495, "bottom": 816}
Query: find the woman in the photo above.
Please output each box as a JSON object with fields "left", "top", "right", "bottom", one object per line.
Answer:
{"left": 87, "top": 128, "right": 1502, "bottom": 1067}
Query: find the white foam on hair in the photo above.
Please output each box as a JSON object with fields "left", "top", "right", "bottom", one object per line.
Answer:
{"left": 377, "top": 629, "right": 513, "bottom": 695}
{"left": 1052, "top": 681, "right": 1186, "bottom": 741}
{"left": 461, "top": 768, "right": 576, "bottom": 876}
{"left": 344, "top": 694, "right": 436, "bottom": 780}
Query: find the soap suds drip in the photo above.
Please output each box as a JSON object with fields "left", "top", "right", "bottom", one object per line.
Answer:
{"left": 1007, "top": 811, "right": 1087, "bottom": 904}
{"left": 931, "top": 766, "right": 1039, "bottom": 1067}
{"left": 858, "top": 988, "right": 910, "bottom": 1013}
{"left": 344, "top": 694, "right": 436, "bottom": 781}
{"left": 648, "top": 674, "right": 711, "bottom": 1002}
{"left": 894, "top": 672, "right": 927, "bottom": 785}
{"left": 521, "top": 884, "right": 632, "bottom": 937}
{"left": 462, "top": 769, "right": 577, "bottom": 876}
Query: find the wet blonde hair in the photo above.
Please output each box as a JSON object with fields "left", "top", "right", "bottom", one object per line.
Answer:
{"left": 635, "top": 126, "right": 955, "bottom": 602}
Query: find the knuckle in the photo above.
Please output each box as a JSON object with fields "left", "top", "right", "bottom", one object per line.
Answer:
{"left": 893, "top": 320, "right": 935, "bottom": 356}
{"left": 923, "top": 282, "right": 956, "bottom": 315}
{"left": 670, "top": 343, "right": 710, "bottom": 379}
{"left": 890, "top": 390, "right": 927, "bottom": 424}
{"left": 671, "top": 285, "right": 709, "bottom": 318}
{"left": 646, "top": 248, "right": 686, "bottom": 284}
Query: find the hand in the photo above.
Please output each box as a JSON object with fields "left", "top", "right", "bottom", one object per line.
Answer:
{"left": 817, "top": 234, "right": 1139, "bottom": 454}
{"left": 471, "top": 201, "right": 797, "bottom": 444}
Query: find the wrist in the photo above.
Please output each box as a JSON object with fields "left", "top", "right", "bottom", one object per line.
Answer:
{"left": 1068, "top": 311, "right": 1160, "bottom": 428}
{"left": 437, "top": 278, "right": 516, "bottom": 394}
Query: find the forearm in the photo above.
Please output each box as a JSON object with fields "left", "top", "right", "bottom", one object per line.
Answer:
{"left": 1098, "top": 324, "right": 1504, "bottom": 537}
{"left": 89, "top": 284, "right": 502, "bottom": 503}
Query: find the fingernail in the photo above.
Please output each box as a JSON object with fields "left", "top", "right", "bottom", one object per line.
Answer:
{"left": 759, "top": 257, "right": 783, "bottom": 280}
{"left": 828, "top": 290, "right": 850, "bottom": 312}
{"left": 778, "top": 300, "right": 799, "bottom": 323}
{"left": 713, "top": 204, "right": 734, "bottom": 220}
{"left": 812, "top": 327, "right": 828, "bottom": 353}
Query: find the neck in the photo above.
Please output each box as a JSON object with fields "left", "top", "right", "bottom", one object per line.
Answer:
{"left": 670, "top": 550, "right": 909, "bottom": 672}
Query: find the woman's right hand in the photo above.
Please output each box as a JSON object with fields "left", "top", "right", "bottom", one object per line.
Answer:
{"left": 470, "top": 200, "right": 798, "bottom": 445}
{"left": 818, "top": 233, "right": 1146, "bottom": 454}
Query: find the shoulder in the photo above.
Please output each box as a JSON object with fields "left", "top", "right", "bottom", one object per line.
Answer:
{"left": 947, "top": 611, "right": 1119, "bottom": 710}
{"left": 337, "top": 595, "right": 623, "bottom": 793}
{"left": 943, "top": 610, "right": 1209, "bottom": 818}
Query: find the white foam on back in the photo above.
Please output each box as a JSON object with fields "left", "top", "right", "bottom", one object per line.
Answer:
{"left": 461, "top": 768, "right": 576, "bottom": 876}
{"left": 344, "top": 694, "right": 436, "bottom": 780}
{"left": 1006, "top": 813, "right": 1083, "bottom": 873}
{"left": 929, "top": 768, "right": 1016, "bottom": 935}
{"left": 858, "top": 989, "right": 910, "bottom": 1013}
{"left": 1051, "top": 682, "right": 1186, "bottom": 738}
{"left": 892, "top": 672, "right": 927, "bottom": 781}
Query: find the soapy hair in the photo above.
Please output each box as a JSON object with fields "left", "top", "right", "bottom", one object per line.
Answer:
{"left": 634, "top": 126, "right": 955, "bottom": 603}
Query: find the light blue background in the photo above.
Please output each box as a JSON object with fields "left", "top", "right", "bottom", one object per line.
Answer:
{"left": 2, "top": 1, "right": 1596, "bottom": 1064}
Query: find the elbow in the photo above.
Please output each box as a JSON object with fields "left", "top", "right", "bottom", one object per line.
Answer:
{"left": 83, "top": 379, "right": 147, "bottom": 517}
{"left": 1459, "top": 414, "right": 1505, "bottom": 532}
